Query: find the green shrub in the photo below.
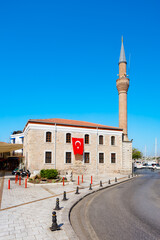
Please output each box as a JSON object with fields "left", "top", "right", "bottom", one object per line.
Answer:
{"left": 40, "top": 169, "right": 58, "bottom": 179}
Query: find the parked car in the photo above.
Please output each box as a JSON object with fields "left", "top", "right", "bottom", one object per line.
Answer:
{"left": 155, "top": 164, "right": 160, "bottom": 170}
{"left": 134, "top": 161, "right": 143, "bottom": 169}
{"left": 142, "top": 163, "right": 149, "bottom": 168}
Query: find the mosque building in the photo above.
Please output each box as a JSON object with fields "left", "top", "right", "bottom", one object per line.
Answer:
{"left": 22, "top": 39, "right": 132, "bottom": 176}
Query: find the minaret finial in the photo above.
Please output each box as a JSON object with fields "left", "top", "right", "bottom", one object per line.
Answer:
{"left": 119, "top": 36, "right": 126, "bottom": 64}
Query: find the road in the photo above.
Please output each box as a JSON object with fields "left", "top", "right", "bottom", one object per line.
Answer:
{"left": 70, "top": 169, "right": 160, "bottom": 240}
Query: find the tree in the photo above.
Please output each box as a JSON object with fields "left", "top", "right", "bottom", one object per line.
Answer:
{"left": 12, "top": 130, "right": 22, "bottom": 135}
{"left": 132, "top": 148, "right": 142, "bottom": 160}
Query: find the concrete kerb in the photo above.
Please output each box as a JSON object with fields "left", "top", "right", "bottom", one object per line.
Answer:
{"left": 61, "top": 176, "right": 135, "bottom": 240}
{"left": 27, "top": 181, "right": 74, "bottom": 187}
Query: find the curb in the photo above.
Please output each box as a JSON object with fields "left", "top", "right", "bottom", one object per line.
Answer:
{"left": 61, "top": 176, "right": 134, "bottom": 240}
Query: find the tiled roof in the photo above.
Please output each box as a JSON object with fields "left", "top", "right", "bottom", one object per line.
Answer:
{"left": 24, "top": 118, "right": 122, "bottom": 131}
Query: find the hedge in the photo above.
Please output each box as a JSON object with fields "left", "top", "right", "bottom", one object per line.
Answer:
{"left": 40, "top": 169, "right": 58, "bottom": 179}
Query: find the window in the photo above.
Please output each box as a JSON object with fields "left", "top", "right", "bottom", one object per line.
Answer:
{"left": 66, "top": 152, "right": 71, "bottom": 163}
{"left": 84, "top": 152, "right": 90, "bottom": 163}
{"left": 99, "top": 135, "right": 103, "bottom": 145}
{"left": 111, "top": 136, "right": 115, "bottom": 145}
{"left": 85, "top": 134, "right": 89, "bottom": 144}
{"left": 45, "top": 151, "right": 52, "bottom": 163}
{"left": 46, "top": 132, "right": 52, "bottom": 142}
{"left": 66, "top": 133, "right": 71, "bottom": 143}
{"left": 99, "top": 153, "right": 104, "bottom": 163}
{"left": 12, "top": 138, "right": 15, "bottom": 144}
{"left": 111, "top": 153, "right": 116, "bottom": 163}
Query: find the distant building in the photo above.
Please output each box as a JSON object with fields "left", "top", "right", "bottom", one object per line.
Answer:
{"left": 10, "top": 132, "right": 24, "bottom": 156}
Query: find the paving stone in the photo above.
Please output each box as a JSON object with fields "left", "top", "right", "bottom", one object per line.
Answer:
{"left": 0, "top": 172, "right": 130, "bottom": 240}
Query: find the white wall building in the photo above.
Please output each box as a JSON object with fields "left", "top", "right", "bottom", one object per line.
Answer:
{"left": 10, "top": 132, "right": 24, "bottom": 155}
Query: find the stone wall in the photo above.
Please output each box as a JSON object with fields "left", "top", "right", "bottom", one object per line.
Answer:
{"left": 121, "top": 141, "right": 132, "bottom": 174}
{"left": 23, "top": 123, "right": 125, "bottom": 176}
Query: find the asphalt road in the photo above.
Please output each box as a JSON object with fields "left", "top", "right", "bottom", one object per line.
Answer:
{"left": 70, "top": 169, "right": 160, "bottom": 240}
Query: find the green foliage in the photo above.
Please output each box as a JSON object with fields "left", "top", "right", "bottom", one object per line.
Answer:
{"left": 12, "top": 130, "right": 23, "bottom": 135}
{"left": 132, "top": 148, "right": 142, "bottom": 159}
{"left": 40, "top": 169, "right": 58, "bottom": 179}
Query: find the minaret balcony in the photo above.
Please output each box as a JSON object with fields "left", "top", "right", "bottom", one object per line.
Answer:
{"left": 116, "top": 77, "right": 129, "bottom": 93}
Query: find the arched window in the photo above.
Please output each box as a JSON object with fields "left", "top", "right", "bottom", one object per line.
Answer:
{"left": 99, "top": 135, "right": 103, "bottom": 145}
{"left": 85, "top": 134, "right": 89, "bottom": 144}
{"left": 111, "top": 136, "right": 115, "bottom": 145}
{"left": 66, "top": 133, "right": 71, "bottom": 143}
{"left": 46, "top": 132, "right": 52, "bottom": 142}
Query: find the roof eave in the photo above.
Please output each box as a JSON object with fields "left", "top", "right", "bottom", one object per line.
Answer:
{"left": 25, "top": 120, "right": 123, "bottom": 132}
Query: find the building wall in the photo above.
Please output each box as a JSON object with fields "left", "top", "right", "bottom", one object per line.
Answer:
{"left": 121, "top": 141, "right": 132, "bottom": 174}
{"left": 23, "top": 123, "right": 130, "bottom": 175}
{"left": 10, "top": 133, "right": 24, "bottom": 155}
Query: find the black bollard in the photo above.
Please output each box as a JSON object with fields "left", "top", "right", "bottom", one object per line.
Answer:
{"left": 100, "top": 181, "right": 103, "bottom": 187}
{"left": 132, "top": 173, "right": 133, "bottom": 177}
{"left": 115, "top": 177, "right": 117, "bottom": 182}
{"left": 75, "top": 186, "right": 80, "bottom": 194}
{"left": 89, "top": 183, "right": 92, "bottom": 190}
{"left": 54, "top": 198, "right": 61, "bottom": 210}
{"left": 108, "top": 179, "right": 111, "bottom": 184}
{"left": 128, "top": 175, "right": 130, "bottom": 178}
{"left": 50, "top": 211, "right": 60, "bottom": 231}
{"left": 62, "top": 191, "right": 68, "bottom": 201}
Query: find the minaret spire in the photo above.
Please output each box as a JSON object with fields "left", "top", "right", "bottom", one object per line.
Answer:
{"left": 116, "top": 37, "right": 130, "bottom": 141}
{"left": 119, "top": 36, "right": 127, "bottom": 64}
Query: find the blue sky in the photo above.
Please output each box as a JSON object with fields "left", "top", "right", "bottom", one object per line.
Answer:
{"left": 0, "top": 0, "right": 160, "bottom": 156}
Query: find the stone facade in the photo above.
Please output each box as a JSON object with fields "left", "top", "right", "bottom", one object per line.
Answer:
{"left": 23, "top": 122, "right": 132, "bottom": 176}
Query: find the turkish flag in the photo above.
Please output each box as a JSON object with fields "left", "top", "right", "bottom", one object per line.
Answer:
{"left": 72, "top": 138, "right": 84, "bottom": 155}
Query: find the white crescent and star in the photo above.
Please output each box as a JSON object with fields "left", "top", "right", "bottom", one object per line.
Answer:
{"left": 75, "top": 140, "right": 81, "bottom": 149}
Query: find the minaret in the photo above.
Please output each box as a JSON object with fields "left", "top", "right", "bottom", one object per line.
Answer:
{"left": 116, "top": 37, "right": 129, "bottom": 141}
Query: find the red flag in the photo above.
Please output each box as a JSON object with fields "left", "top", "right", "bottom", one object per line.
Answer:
{"left": 72, "top": 138, "right": 83, "bottom": 155}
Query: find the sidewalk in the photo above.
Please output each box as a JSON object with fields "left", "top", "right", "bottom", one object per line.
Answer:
{"left": 0, "top": 172, "right": 133, "bottom": 240}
